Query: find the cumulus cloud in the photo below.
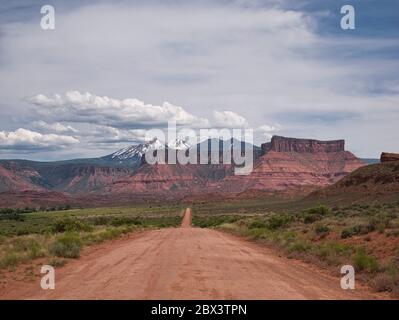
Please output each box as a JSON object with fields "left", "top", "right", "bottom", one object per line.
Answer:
{"left": 88, "top": 125, "right": 148, "bottom": 144}
{"left": 30, "top": 91, "right": 210, "bottom": 128}
{"left": 32, "top": 120, "right": 78, "bottom": 134}
{"left": 257, "top": 124, "right": 281, "bottom": 139}
{"left": 213, "top": 111, "right": 248, "bottom": 128}
{"left": 0, "top": 128, "right": 79, "bottom": 151}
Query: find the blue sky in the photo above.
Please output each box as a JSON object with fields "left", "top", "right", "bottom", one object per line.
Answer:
{"left": 0, "top": 0, "right": 398, "bottom": 159}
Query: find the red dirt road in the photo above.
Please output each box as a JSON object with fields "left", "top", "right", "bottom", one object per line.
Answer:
{"left": 1, "top": 208, "right": 379, "bottom": 299}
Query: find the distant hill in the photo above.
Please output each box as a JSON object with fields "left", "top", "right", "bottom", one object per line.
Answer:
{"left": 308, "top": 160, "right": 399, "bottom": 204}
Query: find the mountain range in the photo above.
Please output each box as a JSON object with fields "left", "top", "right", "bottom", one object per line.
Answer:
{"left": 0, "top": 135, "right": 377, "bottom": 208}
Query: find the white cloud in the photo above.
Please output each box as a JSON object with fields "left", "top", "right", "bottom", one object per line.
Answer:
{"left": 32, "top": 120, "right": 78, "bottom": 134}
{"left": 257, "top": 124, "right": 281, "bottom": 139}
{"left": 30, "top": 91, "right": 210, "bottom": 128}
{"left": 88, "top": 125, "right": 148, "bottom": 144}
{"left": 213, "top": 111, "right": 248, "bottom": 128}
{"left": 0, "top": 128, "right": 79, "bottom": 151}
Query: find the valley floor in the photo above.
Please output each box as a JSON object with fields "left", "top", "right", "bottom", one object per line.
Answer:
{"left": 0, "top": 209, "right": 381, "bottom": 299}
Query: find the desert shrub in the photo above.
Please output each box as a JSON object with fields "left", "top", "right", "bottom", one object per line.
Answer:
{"left": 218, "top": 223, "right": 240, "bottom": 232}
{"left": 50, "top": 233, "right": 82, "bottom": 258}
{"left": 304, "top": 205, "right": 330, "bottom": 216}
{"left": 368, "top": 212, "right": 393, "bottom": 233}
{"left": 303, "top": 214, "right": 321, "bottom": 224}
{"left": 314, "top": 224, "right": 330, "bottom": 235}
{"left": 340, "top": 228, "right": 351, "bottom": 239}
{"left": 267, "top": 214, "right": 293, "bottom": 230}
{"left": 110, "top": 217, "right": 142, "bottom": 227}
{"left": 0, "top": 252, "right": 21, "bottom": 268}
{"left": 371, "top": 273, "right": 395, "bottom": 292}
{"left": 193, "top": 215, "right": 241, "bottom": 228}
{"left": 312, "top": 241, "right": 353, "bottom": 265}
{"left": 89, "top": 216, "right": 113, "bottom": 226}
{"left": 48, "top": 257, "right": 66, "bottom": 267}
{"left": 246, "top": 228, "right": 270, "bottom": 240}
{"left": 83, "top": 226, "right": 133, "bottom": 244}
{"left": 8, "top": 237, "right": 45, "bottom": 259}
{"left": 52, "top": 218, "right": 92, "bottom": 233}
{"left": 353, "top": 249, "right": 379, "bottom": 273}
{"left": 287, "top": 240, "right": 311, "bottom": 253}
{"left": 249, "top": 220, "right": 267, "bottom": 229}
{"left": 341, "top": 224, "right": 373, "bottom": 239}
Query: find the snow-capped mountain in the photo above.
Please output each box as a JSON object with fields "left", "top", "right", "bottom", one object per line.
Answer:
{"left": 101, "top": 138, "right": 165, "bottom": 166}
{"left": 167, "top": 139, "right": 190, "bottom": 150}
{"left": 101, "top": 138, "right": 193, "bottom": 166}
{"left": 111, "top": 138, "right": 164, "bottom": 160}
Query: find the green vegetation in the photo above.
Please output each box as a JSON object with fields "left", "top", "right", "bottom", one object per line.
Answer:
{"left": 353, "top": 248, "right": 379, "bottom": 273}
{"left": 191, "top": 202, "right": 399, "bottom": 296}
{"left": 50, "top": 233, "right": 82, "bottom": 258}
{"left": 0, "top": 204, "right": 183, "bottom": 270}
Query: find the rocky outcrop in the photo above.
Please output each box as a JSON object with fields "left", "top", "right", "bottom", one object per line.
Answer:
{"left": 381, "top": 152, "right": 399, "bottom": 163}
{"left": 262, "top": 136, "right": 345, "bottom": 153}
{"left": 308, "top": 160, "right": 399, "bottom": 204}
{"left": 221, "top": 136, "right": 365, "bottom": 193}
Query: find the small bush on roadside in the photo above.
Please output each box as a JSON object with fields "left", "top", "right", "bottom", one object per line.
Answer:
{"left": 249, "top": 220, "right": 267, "bottom": 229}
{"left": 287, "top": 240, "right": 311, "bottom": 253}
{"left": 0, "top": 252, "right": 21, "bottom": 268}
{"left": 353, "top": 249, "right": 379, "bottom": 273}
{"left": 50, "top": 233, "right": 82, "bottom": 258}
{"left": 371, "top": 273, "right": 395, "bottom": 292}
{"left": 48, "top": 257, "right": 66, "bottom": 267}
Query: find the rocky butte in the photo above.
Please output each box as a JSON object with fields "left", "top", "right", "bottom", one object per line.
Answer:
{"left": 218, "top": 135, "right": 365, "bottom": 194}
{"left": 381, "top": 152, "right": 399, "bottom": 163}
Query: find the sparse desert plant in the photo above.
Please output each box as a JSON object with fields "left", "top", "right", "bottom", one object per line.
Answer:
{"left": 304, "top": 204, "right": 330, "bottom": 216}
{"left": 371, "top": 273, "right": 394, "bottom": 292}
{"left": 341, "top": 224, "right": 373, "bottom": 239}
{"left": 50, "top": 233, "right": 82, "bottom": 258}
{"left": 267, "top": 214, "right": 293, "bottom": 230}
{"left": 48, "top": 257, "right": 66, "bottom": 267}
{"left": 353, "top": 249, "right": 379, "bottom": 273}
{"left": 249, "top": 219, "right": 267, "bottom": 229}
{"left": 52, "top": 218, "right": 92, "bottom": 233}
{"left": 314, "top": 223, "right": 330, "bottom": 235}
{"left": 0, "top": 252, "right": 21, "bottom": 268}
{"left": 303, "top": 214, "right": 321, "bottom": 224}
{"left": 287, "top": 240, "right": 311, "bottom": 253}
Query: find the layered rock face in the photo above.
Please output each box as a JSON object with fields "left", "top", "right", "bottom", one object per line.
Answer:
{"left": 381, "top": 152, "right": 399, "bottom": 163}
{"left": 220, "top": 136, "right": 365, "bottom": 193}
{"left": 0, "top": 164, "right": 43, "bottom": 192}
{"left": 262, "top": 136, "right": 345, "bottom": 153}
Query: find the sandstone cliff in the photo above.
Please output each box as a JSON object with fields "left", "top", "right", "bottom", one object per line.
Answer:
{"left": 381, "top": 152, "right": 399, "bottom": 163}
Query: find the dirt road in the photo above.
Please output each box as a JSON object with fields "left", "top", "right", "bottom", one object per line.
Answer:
{"left": 1, "top": 208, "right": 378, "bottom": 299}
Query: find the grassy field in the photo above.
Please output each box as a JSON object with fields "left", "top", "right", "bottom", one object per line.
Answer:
{"left": 0, "top": 204, "right": 184, "bottom": 270}
{"left": 192, "top": 201, "right": 399, "bottom": 297}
